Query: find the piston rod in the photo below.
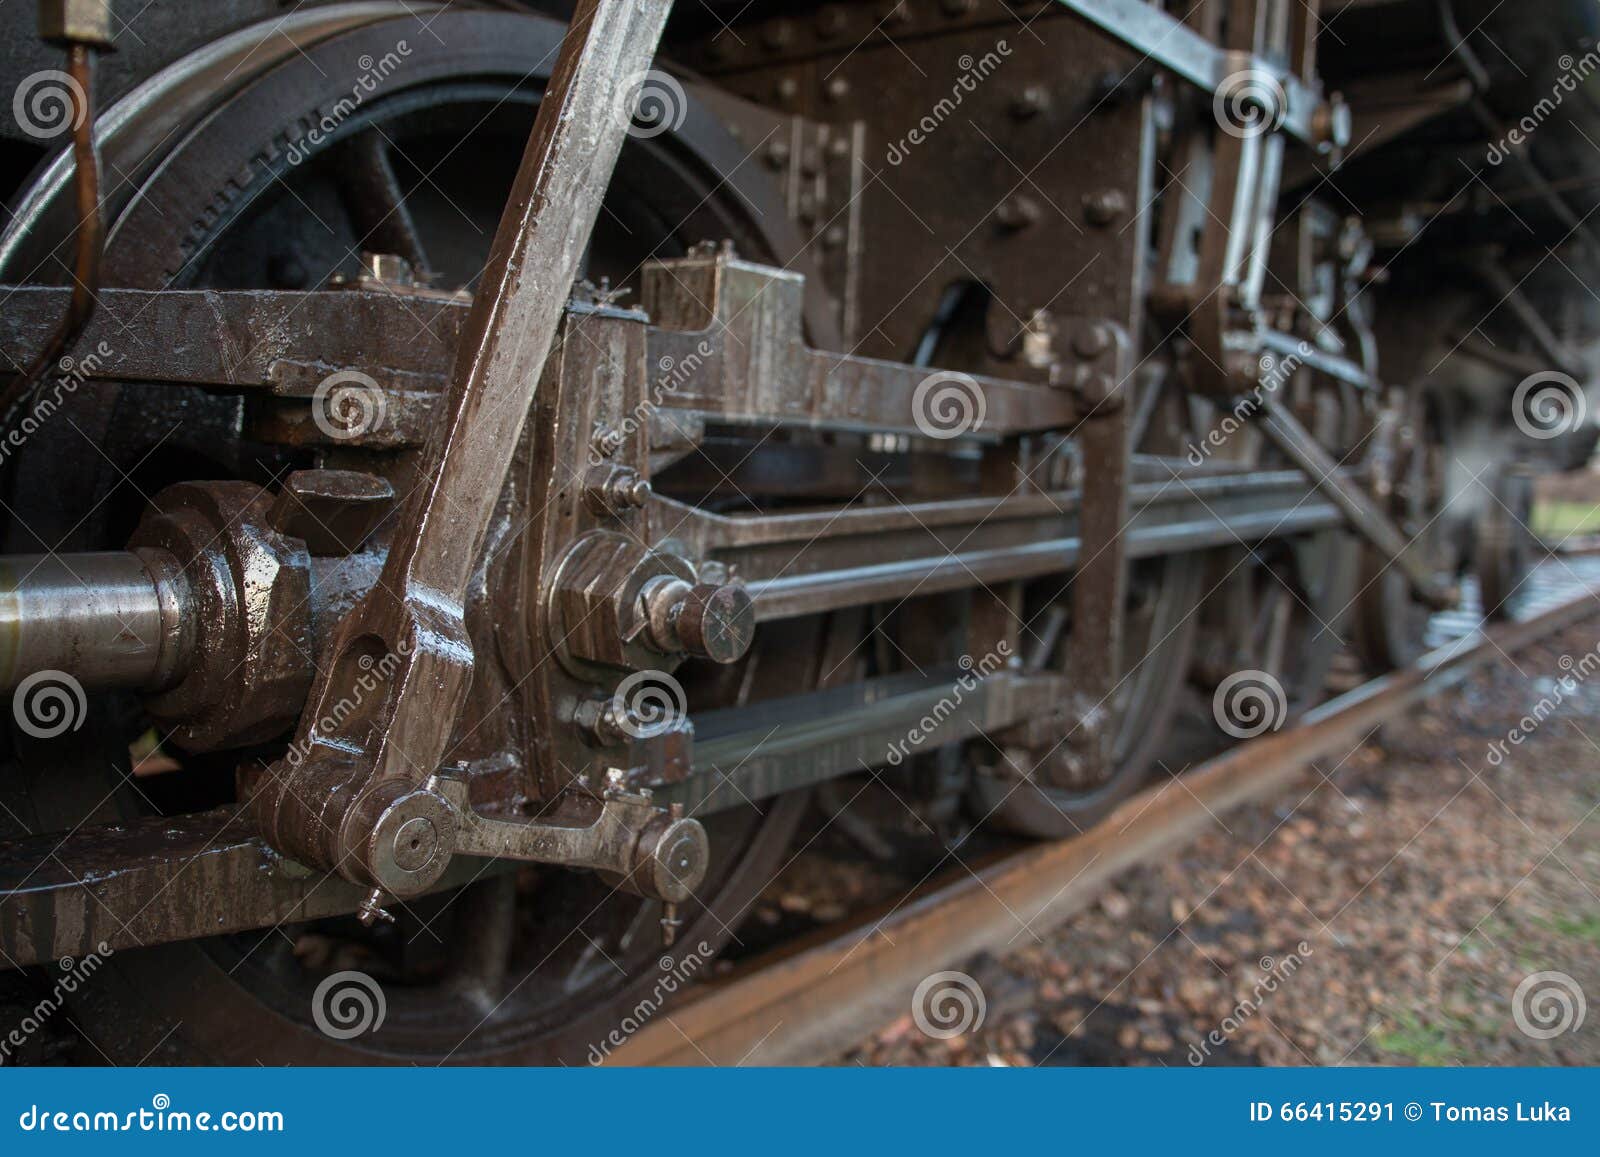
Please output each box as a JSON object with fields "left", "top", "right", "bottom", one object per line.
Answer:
{"left": 0, "top": 551, "right": 192, "bottom": 691}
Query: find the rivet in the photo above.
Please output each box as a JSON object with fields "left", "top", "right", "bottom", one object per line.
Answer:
{"left": 1083, "top": 188, "right": 1129, "bottom": 227}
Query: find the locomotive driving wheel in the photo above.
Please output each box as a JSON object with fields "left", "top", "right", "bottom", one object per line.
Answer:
{"left": 0, "top": 7, "right": 830, "bottom": 1064}
{"left": 971, "top": 556, "right": 1204, "bottom": 836}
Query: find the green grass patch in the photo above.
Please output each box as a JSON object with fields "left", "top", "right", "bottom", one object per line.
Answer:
{"left": 1372, "top": 1010, "right": 1466, "bottom": 1066}
{"left": 1531, "top": 912, "right": 1600, "bottom": 948}
{"left": 1533, "top": 500, "right": 1600, "bottom": 539}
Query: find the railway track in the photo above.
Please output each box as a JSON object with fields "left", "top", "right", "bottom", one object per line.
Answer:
{"left": 608, "top": 559, "right": 1600, "bottom": 1065}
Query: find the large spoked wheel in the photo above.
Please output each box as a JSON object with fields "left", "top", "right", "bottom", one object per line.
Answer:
{"left": 0, "top": 8, "right": 825, "bottom": 1064}
{"left": 971, "top": 556, "right": 1204, "bottom": 836}
{"left": 1193, "top": 531, "right": 1357, "bottom": 735}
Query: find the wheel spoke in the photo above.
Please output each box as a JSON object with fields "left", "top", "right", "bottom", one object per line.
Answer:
{"left": 333, "top": 131, "right": 432, "bottom": 275}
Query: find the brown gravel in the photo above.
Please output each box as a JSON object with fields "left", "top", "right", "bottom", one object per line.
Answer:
{"left": 841, "top": 621, "right": 1600, "bottom": 1067}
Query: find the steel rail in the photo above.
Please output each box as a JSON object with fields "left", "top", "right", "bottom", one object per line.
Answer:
{"left": 607, "top": 581, "right": 1600, "bottom": 1065}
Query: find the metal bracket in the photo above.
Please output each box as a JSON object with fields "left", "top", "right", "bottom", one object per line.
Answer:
{"left": 1060, "top": 318, "right": 1132, "bottom": 780}
{"left": 427, "top": 773, "right": 708, "bottom": 910}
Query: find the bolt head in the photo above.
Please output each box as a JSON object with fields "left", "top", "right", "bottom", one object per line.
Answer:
{"left": 631, "top": 815, "right": 710, "bottom": 903}
{"left": 678, "top": 583, "right": 756, "bottom": 665}
{"left": 356, "top": 785, "right": 457, "bottom": 897}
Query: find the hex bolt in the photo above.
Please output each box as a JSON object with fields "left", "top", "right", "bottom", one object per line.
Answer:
{"left": 765, "top": 139, "right": 791, "bottom": 170}
{"left": 584, "top": 465, "right": 652, "bottom": 514}
{"left": 576, "top": 696, "right": 632, "bottom": 747}
{"left": 823, "top": 76, "right": 851, "bottom": 103}
{"left": 358, "top": 251, "right": 417, "bottom": 288}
